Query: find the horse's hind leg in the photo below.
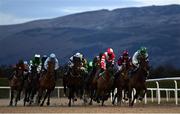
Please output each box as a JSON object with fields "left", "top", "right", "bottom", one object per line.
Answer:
{"left": 9, "top": 90, "right": 14, "bottom": 106}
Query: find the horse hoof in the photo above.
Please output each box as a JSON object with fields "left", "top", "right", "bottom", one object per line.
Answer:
{"left": 47, "top": 102, "right": 50, "bottom": 106}
{"left": 68, "top": 103, "right": 71, "bottom": 107}
{"left": 89, "top": 102, "right": 92, "bottom": 105}
{"left": 96, "top": 99, "right": 100, "bottom": 103}
{"left": 74, "top": 98, "right": 77, "bottom": 101}
{"left": 138, "top": 97, "right": 143, "bottom": 101}
{"left": 9, "top": 102, "right": 13, "bottom": 106}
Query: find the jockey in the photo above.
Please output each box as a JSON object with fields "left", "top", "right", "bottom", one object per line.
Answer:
{"left": 117, "top": 50, "right": 132, "bottom": 72}
{"left": 41, "top": 55, "right": 48, "bottom": 71}
{"left": 30, "top": 54, "right": 42, "bottom": 73}
{"left": 132, "top": 47, "right": 149, "bottom": 76}
{"left": 101, "top": 48, "right": 115, "bottom": 70}
{"left": 44, "top": 53, "right": 59, "bottom": 80}
{"left": 23, "top": 61, "right": 29, "bottom": 76}
{"left": 68, "top": 52, "right": 86, "bottom": 71}
{"left": 95, "top": 48, "right": 115, "bottom": 78}
{"left": 92, "top": 52, "right": 103, "bottom": 69}
{"left": 9, "top": 59, "right": 25, "bottom": 80}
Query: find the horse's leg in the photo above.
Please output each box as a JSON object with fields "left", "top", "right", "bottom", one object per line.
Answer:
{"left": 15, "top": 90, "right": 21, "bottom": 106}
{"left": 128, "top": 87, "right": 133, "bottom": 107}
{"left": 89, "top": 89, "right": 94, "bottom": 105}
{"left": 101, "top": 91, "right": 105, "bottom": 106}
{"left": 68, "top": 87, "right": 73, "bottom": 107}
{"left": 112, "top": 92, "right": 118, "bottom": 105}
{"left": 95, "top": 88, "right": 100, "bottom": 103}
{"left": 40, "top": 90, "right": 48, "bottom": 106}
{"left": 131, "top": 89, "right": 140, "bottom": 106}
{"left": 29, "top": 87, "right": 36, "bottom": 105}
{"left": 46, "top": 90, "right": 51, "bottom": 106}
{"left": 117, "top": 89, "right": 123, "bottom": 106}
{"left": 37, "top": 88, "right": 43, "bottom": 105}
{"left": 63, "top": 77, "right": 67, "bottom": 96}
{"left": 101, "top": 99, "right": 104, "bottom": 106}
{"left": 9, "top": 89, "right": 14, "bottom": 106}
{"left": 139, "top": 87, "right": 147, "bottom": 101}
{"left": 24, "top": 89, "right": 28, "bottom": 106}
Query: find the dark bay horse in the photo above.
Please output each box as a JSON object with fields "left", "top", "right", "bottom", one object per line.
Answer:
{"left": 112, "top": 62, "right": 131, "bottom": 105}
{"left": 37, "top": 59, "right": 56, "bottom": 106}
{"left": 23, "top": 65, "right": 39, "bottom": 106}
{"left": 128, "top": 58, "right": 150, "bottom": 106}
{"left": 65, "top": 59, "right": 84, "bottom": 107}
{"left": 95, "top": 63, "right": 115, "bottom": 106}
{"left": 9, "top": 66, "right": 24, "bottom": 106}
{"left": 87, "top": 63, "right": 100, "bottom": 105}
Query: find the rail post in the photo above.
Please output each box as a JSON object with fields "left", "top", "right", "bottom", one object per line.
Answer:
{"left": 57, "top": 87, "right": 60, "bottom": 98}
{"left": 156, "top": 81, "right": 160, "bottom": 104}
{"left": 166, "top": 89, "right": 168, "bottom": 102}
{"left": 174, "top": 80, "right": 178, "bottom": 105}
{"left": 151, "top": 89, "right": 154, "bottom": 102}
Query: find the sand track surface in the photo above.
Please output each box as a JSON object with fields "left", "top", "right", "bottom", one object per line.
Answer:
{"left": 0, "top": 98, "right": 180, "bottom": 113}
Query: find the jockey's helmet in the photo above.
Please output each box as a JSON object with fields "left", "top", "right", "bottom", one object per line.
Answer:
{"left": 123, "top": 50, "right": 129, "bottom": 56}
{"left": 107, "top": 48, "right": 114, "bottom": 57}
{"left": 50, "top": 53, "right": 56, "bottom": 58}
{"left": 75, "top": 52, "right": 83, "bottom": 59}
{"left": 139, "top": 47, "right": 147, "bottom": 55}
{"left": 35, "top": 54, "right": 40, "bottom": 58}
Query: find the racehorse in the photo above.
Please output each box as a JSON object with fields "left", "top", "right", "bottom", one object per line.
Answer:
{"left": 23, "top": 65, "right": 39, "bottom": 106}
{"left": 9, "top": 66, "right": 24, "bottom": 106}
{"left": 95, "top": 62, "right": 115, "bottom": 106}
{"left": 87, "top": 61, "right": 100, "bottom": 105}
{"left": 65, "top": 58, "right": 84, "bottom": 107}
{"left": 112, "top": 62, "right": 131, "bottom": 105}
{"left": 128, "top": 57, "right": 150, "bottom": 106}
{"left": 37, "top": 59, "right": 56, "bottom": 106}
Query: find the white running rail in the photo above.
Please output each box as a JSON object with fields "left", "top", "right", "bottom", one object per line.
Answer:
{"left": 0, "top": 77, "right": 180, "bottom": 105}
{"left": 145, "top": 77, "right": 180, "bottom": 105}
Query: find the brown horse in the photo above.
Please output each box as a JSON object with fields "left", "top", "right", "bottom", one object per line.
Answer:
{"left": 112, "top": 62, "right": 131, "bottom": 105}
{"left": 88, "top": 60, "right": 101, "bottom": 105}
{"left": 9, "top": 66, "right": 24, "bottom": 106}
{"left": 23, "top": 65, "right": 39, "bottom": 106}
{"left": 95, "top": 63, "right": 115, "bottom": 106}
{"left": 65, "top": 58, "right": 84, "bottom": 107}
{"left": 37, "top": 59, "right": 56, "bottom": 106}
{"left": 128, "top": 58, "right": 150, "bottom": 106}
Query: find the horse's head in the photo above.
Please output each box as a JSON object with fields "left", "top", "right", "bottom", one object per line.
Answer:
{"left": 73, "top": 57, "right": 82, "bottom": 68}
{"left": 105, "top": 61, "right": 116, "bottom": 78}
{"left": 47, "top": 59, "right": 55, "bottom": 75}
{"left": 31, "top": 65, "right": 38, "bottom": 74}
{"left": 15, "top": 66, "right": 24, "bottom": 78}
{"left": 120, "top": 62, "right": 131, "bottom": 78}
{"left": 139, "top": 57, "right": 150, "bottom": 75}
